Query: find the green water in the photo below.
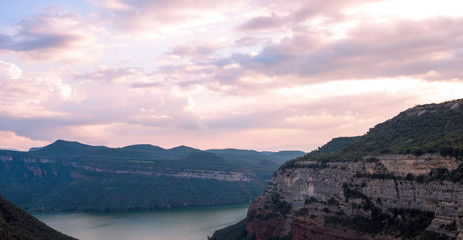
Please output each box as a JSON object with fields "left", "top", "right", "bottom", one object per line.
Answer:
{"left": 32, "top": 204, "right": 249, "bottom": 240}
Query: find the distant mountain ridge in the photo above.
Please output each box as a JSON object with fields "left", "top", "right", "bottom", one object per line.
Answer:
{"left": 0, "top": 140, "right": 304, "bottom": 212}
{"left": 207, "top": 149, "right": 306, "bottom": 165}
{"left": 268, "top": 150, "right": 308, "bottom": 163}
{"left": 30, "top": 140, "right": 107, "bottom": 158}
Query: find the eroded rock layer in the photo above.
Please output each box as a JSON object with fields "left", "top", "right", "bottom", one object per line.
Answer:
{"left": 246, "top": 154, "right": 463, "bottom": 240}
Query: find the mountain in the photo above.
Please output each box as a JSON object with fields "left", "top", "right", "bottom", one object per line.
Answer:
{"left": 0, "top": 195, "right": 76, "bottom": 240}
{"left": 0, "top": 141, "right": 298, "bottom": 212}
{"left": 213, "top": 98, "right": 463, "bottom": 240}
{"left": 298, "top": 99, "right": 463, "bottom": 162}
{"left": 207, "top": 149, "right": 279, "bottom": 167}
{"left": 28, "top": 147, "right": 43, "bottom": 152}
{"left": 30, "top": 140, "right": 107, "bottom": 159}
{"left": 268, "top": 151, "right": 307, "bottom": 164}
{"left": 207, "top": 149, "right": 305, "bottom": 166}
{"left": 0, "top": 148, "right": 19, "bottom": 151}
{"left": 303, "top": 136, "right": 361, "bottom": 157}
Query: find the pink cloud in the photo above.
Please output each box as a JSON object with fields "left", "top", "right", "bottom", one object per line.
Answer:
{"left": 0, "top": 60, "right": 22, "bottom": 79}
{"left": 238, "top": 13, "right": 287, "bottom": 31}
{"left": 0, "top": 13, "right": 103, "bottom": 62}
{"left": 237, "top": 0, "right": 383, "bottom": 32}
{"left": 204, "top": 17, "right": 463, "bottom": 93}
{"left": 75, "top": 65, "right": 149, "bottom": 84}
{"left": 1, "top": 0, "right": 463, "bottom": 152}
{"left": 0, "top": 131, "right": 49, "bottom": 151}
{"left": 170, "top": 42, "right": 225, "bottom": 59}
{"left": 87, "top": 0, "right": 243, "bottom": 36}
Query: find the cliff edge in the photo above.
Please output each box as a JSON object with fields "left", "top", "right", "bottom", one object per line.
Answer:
{"left": 245, "top": 99, "right": 463, "bottom": 240}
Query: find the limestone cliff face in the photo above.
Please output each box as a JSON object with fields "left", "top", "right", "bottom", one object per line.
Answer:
{"left": 246, "top": 154, "right": 463, "bottom": 240}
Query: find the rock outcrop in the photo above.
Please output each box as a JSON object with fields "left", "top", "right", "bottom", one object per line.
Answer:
{"left": 243, "top": 99, "right": 463, "bottom": 240}
{"left": 246, "top": 154, "right": 463, "bottom": 239}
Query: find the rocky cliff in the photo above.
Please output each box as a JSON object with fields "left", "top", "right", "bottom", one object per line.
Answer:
{"left": 245, "top": 99, "right": 463, "bottom": 240}
{"left": 246, "top": 154, "right": 463, "bottom": 239}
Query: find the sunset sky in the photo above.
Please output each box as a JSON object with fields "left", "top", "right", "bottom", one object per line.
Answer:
{"left": 1, "top": 0, "right": 463, "bottom": 151}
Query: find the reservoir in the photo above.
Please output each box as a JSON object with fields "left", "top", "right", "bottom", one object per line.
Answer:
{"left": 32, "top": 204, "right": 249, "bottom": 240}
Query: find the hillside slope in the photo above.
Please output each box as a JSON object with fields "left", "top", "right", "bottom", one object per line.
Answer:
{"left": 0, "top": 195, "right": 76, "bottom": 240}
{"left": 214, "top": 99, "right": 463, "bottom": 240}
{"left": 298, "top": 99, "right": 463, "bottom": 162}
{"left": 302, "top": 136, "right": 360, "bottom": 157}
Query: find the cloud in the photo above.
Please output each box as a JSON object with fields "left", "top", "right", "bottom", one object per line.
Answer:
{"left": 0, "top": 13, "right": 103, "bottom": 62}
{"left": 76, "top": 65, "right": 150, "bottom": 84}
{"left": 238, "top": 13, "right": 288, "bottom": 31}
{"left": 0, "top": 61, "right": 22, "bottom": 79}
{"left": 38, "top": 77, "right": 72, "bottom": 98}
{"left": 0, "top": 78, "right": 203, "bottom": 144}
{"left": 200, "top": 77, "right": 463, "bottom": 135}
{"left": 87, "top": 0, "right": 243, "bottom": 37}
{"left": 233, "top": 36, "right": 265, "bottom": 47}
{"left": 236, "top": 0, "right": 380, "bottom": 32}
{"left": 169, "top": 42, "right": 225, "bottom": 59}
{"left": 202, "top": 92, "right": 403, "bottom": 132}
{"left": 1, "top": 0, "right": 463, "bottom": 152}
{"left": 296, "top": 17, "right": 463, "bottom": 81}
{"left": 203, "top": 17, "right": 463, "bottom": 93}
{"left": 0, "top": 61, "right": 72, "bottom": 119}
{"left": 0, "top": 131, "right": 49, "bottom": 151}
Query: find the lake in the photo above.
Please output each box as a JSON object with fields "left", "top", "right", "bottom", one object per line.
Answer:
{"left": 32, "top": 204, "right": 249, "bottom": 240}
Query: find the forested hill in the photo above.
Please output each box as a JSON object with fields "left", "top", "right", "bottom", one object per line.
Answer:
{"left": 0, "top": 141, "right": 304, "bottom": 212}
{"left": 0, "top": 195, "right": 76, "bottom": 240}
{"left": 297, "top": 98, "right": 463, "bottom": 162}
{"left": 303, "top": 136, "right": 361, "bottom": 157}
{"left": 206, "top": 149, "right": 306, "bottom": 166}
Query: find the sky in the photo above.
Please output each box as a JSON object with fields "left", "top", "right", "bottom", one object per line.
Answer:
{"left": 1, "top": 0, "right": 463, "bottom": 152}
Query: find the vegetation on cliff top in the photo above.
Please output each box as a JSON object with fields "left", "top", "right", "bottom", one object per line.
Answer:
{"left": 297, "top": 99, "right": 463, "bottom": 162}
{"left": 0, "top": 195, "right": 76, "bottom": 240}
{"left": 304, "top": 136, "right": 361, "bottom": 157}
